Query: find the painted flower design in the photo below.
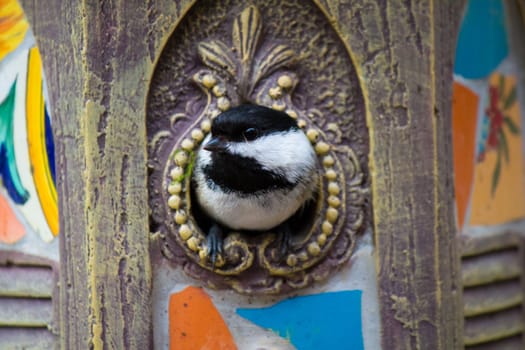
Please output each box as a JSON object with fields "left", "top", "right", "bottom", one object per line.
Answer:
{"left": 477, "top": 75, "right": 520, "bottom": 195}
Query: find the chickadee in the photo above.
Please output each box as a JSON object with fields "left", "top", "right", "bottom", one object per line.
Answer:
{"left": 192, "top": 104, "right": 319, "bottom": 265}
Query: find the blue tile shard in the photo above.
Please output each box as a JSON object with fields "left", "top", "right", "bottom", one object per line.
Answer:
{"left": 454, "top": 0, "right": 508, "bottom": 79}
{"left": 237, "top": 290, "right": 363, "bottom": 350}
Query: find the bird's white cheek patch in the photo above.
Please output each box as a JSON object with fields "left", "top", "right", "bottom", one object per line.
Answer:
{"left": 228, "top": 130, "right": 317, "bottom": 180}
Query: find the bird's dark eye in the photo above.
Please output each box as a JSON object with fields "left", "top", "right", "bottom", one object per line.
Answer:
{"left": 242, "top": 127, "right": 258, "bottom": 141}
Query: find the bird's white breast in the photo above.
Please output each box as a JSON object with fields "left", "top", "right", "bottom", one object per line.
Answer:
{"left": 194, "top": 170, "right": 316, "bottom": 230}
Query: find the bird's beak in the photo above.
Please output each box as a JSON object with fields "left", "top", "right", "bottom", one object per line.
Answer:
{"left": 203, "top": 136, "right": 228, "bottom": 152}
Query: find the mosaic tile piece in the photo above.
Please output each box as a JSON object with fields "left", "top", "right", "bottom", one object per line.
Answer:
{"left": 0, "top": 0, "right": 29, "bottom": 61}
{"left": 452, "top": 82, "right": 479, "bottom": 230}
{"left": 0, "top": 79, "right": 28, "bottom": 204}
{"left": 454, "top": 0, "right": 508, "bottom": 79}
{"left": 0, "top": 192, "right": 25, "bottom": 244}
{"left": 0, "top": 42, "right": 58, "bottom": 242}
{"left": 169, "top": 286, "right": 236, "bottom": 350}
{"left": 237, "top": 291, "right": 363, "bottom": 350}
{"left": 470, "top": 74, "right": 525, "bottom": 225}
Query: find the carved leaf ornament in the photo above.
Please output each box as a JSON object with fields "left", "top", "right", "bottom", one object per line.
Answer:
{"left": 151, "top": 5, "right": 369, "bottom": 294}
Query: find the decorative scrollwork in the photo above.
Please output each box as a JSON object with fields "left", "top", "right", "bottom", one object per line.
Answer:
{"left": 148, "top": 2, "right": 370, "bottom": 294}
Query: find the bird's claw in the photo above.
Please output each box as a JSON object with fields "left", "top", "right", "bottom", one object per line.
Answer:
{"left": 206, "top": 223, "right": 223, "bottom": 269}
{"left": 276, "top": 222, "right": 292, "bottom": 261}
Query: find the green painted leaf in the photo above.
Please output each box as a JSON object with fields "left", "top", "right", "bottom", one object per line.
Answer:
{"left": 491, "top": 153, "right": 501, "bottom": 197}
{"left": 504, "top": 116, "right": 520, "bottom": 135}
{"left": 498, "top": 75, "right": 505, "bottom": 96}
{"left": 503, "top": 86, "right": 517, "bottom": 110}
{"left": 499, "top": 130, "right": 509, "bottom": 164}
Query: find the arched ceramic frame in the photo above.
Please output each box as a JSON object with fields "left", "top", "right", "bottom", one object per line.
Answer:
{"left": 148, "top": 3, "right": 370, "bottom": 294}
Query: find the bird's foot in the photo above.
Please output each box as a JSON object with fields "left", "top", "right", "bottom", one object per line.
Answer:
{"left": 275, "top": 222, "right": 292, "bottom": 261}
{"left": 206, "top": 223, "right": 224, "bottom": 270}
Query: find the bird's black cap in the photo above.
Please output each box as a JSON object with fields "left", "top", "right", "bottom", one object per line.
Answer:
{"left": 211, "top": 104, "right": 298, "bottom": 142}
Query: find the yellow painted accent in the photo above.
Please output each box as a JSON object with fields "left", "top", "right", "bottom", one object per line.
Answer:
{"left": 26, "top": 47, "right": 59, "bottom": 235}
{"left": 0, "top": 0, "right": 28, "bottom": 61}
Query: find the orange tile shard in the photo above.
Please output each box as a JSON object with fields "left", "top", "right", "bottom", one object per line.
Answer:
{"left": 0, "top": 193, "right": 25, "bottom": 244}
{"left": 452, "top": 82, "right": 479, "bottom": 230}
{"left": 169, "top": 286, "right": 237, "bottom": 350}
